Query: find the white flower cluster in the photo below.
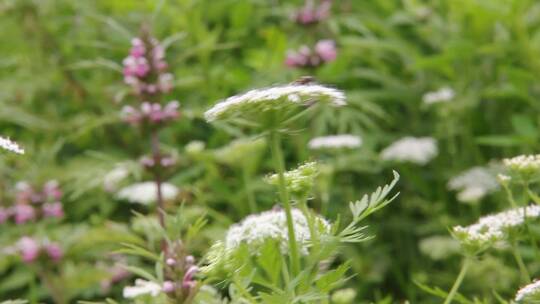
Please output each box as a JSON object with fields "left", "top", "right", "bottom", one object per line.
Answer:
{"left": 204, "top": 84, "right": 346, "bottom": 122}
{"left": 515, "top": 280, "right": 540, "bottom": 303}
{"left": 267, "top": 162, "right": 319, "bottom": 196}
{"left": 123, "top": 279, "right": 162, "bottom": 298}
{"left": 453, "top": 205, "right": 540, "bottom": 251}
{"left": 447, "top": 167, "right": 499, "bottom": 203}
{"left": 225, "top": 208, "right": 330, "bottom": 255}
{"left": 116, "top": 181, "right": 179, "bottom": 205}
{"left": 503, "top": 154, "right": 540, "bottom": 178}
{"left": 308, "top": 134, "right": 362, "bottom": 150}
{"left": 0, "top": 136, "right": 24, "bottom": 154}
{"left": 422, "top": 87, "right": 455, "bottom": 105}
{"left": 380, "top": 137, "right": 437, "bottom": 165}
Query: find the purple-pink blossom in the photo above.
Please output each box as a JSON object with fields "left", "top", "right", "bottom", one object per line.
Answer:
{"left": 12, "top": 204, "right": 36, "bottom": 224}
{"left": 285, "top": 40, "right": 337, "bottom": 68}
{"left": 18, "top": 237, "right": 41, "bottom": 263}
{"left": 42, "top": 202, "right": 64, "bottom": 219}
{"left": 293, "top": 0, "right": 332, "bottom": 25}
{"left": 45, "top": 243, "right": 64, "bottom": 262}
{"left": 182, "top": 265, "right": 198, "bottom": 290}
{"left": 121, "top": 101, "right": 180, "bottom": 126}
{"left": 122, "top": 36, "right": 173, "bottom": 95}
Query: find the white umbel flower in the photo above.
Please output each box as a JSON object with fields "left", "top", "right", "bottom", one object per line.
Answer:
{"left": 123, "top": 279, "right": 162, "bottom": 298}
{"left": 447, "top": 167, "right": 499, "bottom": 203}
{"left": 0, "top": 136, "right": 24, "bottom": 154}
{"left": 503, "top": 154, "right": 540, "bottom": 178}
{"left": 453, "top": 205, "right": 540, "bottom": 251}
{"left": 422, "top": 87, "right": 455, "bottom": 105}
{"left": 515, "top": 280, "right": 540, "bottom": 303}
{"left": 308, "top": 134, "right": 362, "bottom": 150}
{"left": 116, "top": 182, "right": 179, "bottom": 205}
{"left": 225, "top": 208, "right": 330, "bottom": 255}
{"left": 380, "top": 137, "right": 437, "bottom": 165}
{"left": 204, "top": 84, "right": 346, "bottom": 122}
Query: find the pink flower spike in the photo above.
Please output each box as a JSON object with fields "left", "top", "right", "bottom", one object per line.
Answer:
{"left": 45, "top": 243, "right": 63, "bottom": 262}
{"left": 315, "top": 39, "right": 337, "bottom": 62}
{"left": 42, "top": 202, "right": 64, "bottom": 219}
{"left": 0, "top": 207, "right": 10, "bottom": 224}
{"left": 13, "top": 204, "right": 35, "bottom": 224}
{"left": 18, "top": 237, "right": 41, "bottom": 263}
{"left": 43, "top": 180, "right": 62, "bottom": 200}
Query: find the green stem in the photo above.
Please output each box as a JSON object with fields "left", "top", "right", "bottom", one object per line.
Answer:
{"left": 241, "top": 166, "right": 257, "bottom": 214}
{"left": 443, "top": 258, "right": 471, "bottom": 304}
{"left": 269, "top": 130, "right": 300, "bottom": 276}
{"left": 299, "top": 196, "right": 319, "bottom": 251}
{"left": 512, "top": 241, "right": 531, "bottom": 283}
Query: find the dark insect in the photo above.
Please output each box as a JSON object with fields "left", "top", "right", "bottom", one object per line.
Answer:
{"left": 291, "top": 76, "right": 316, "bottom": 85}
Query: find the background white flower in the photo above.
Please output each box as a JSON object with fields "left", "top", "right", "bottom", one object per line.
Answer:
{"left": 422, "top": 87, "right": 455, "bottom": 105}
{"left": 116, "top": 182, "right": 179, "bottom": 205}
{"left": 0, "top": 136, "right": 24, "bottom": 154}
{"left": 123, "top": 279, "right": 162, "bottom": 298}
{"left": 380, "top": 137, "right": 437, "bottom": 165}
{"left": 453, "top": 205, "right": 540, "bottom": 250}
{"left": 308, "top": 134, "right": 362, "bottom": 150}
{"left": 447, "top": 167, "right": 499, "bottom": 203}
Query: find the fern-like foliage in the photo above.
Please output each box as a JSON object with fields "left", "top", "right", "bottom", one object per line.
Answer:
{"left": 339, "top": 170, "right": 400, "bottom": 243}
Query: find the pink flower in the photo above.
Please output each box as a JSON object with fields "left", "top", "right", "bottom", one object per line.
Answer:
{"left": 182, "top": 266, "right": 198, "bottom": 290}
{"left": 42, "top": 202, "right": 64, "bottom": 219}
{"left": 130, "top": 38, "right": 146, "bottom": 58}
{"left": 18, "top": 237, "right": 41, "bottom": 263}
{"left": 315, "top": 39, "right": 337, "bottom": 62}
{"left": 162, "top": 281, "right": 175, "bottom": 293}
{"left": 293, "top": 0, "right": 332, "bottom": 25}
{"left": 43, "top": 180, "right": 62, "bottom": 201}
{"left": 45, "top": 243, "right": 63, "bottom": 262}
{"left": 12, "top": 204, "right": 35, "bottom": 224}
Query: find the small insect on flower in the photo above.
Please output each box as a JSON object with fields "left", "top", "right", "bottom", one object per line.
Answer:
{"left": 452, "top": 205, "right": 540, "bottom": 254}
{"left": 0, "top": 136, "right": 24, "bottom": 154}
{"left": 204, "top": 83, "right": 346, "bottom": 127}
{"left": 116, "top": 182, "right": 179, "bottom": 205}
{"left": 308, "top": 134, "right": 362, "bottom": 150}
{"left": 515, "top": 279, "right": 540, "bottom": 303}
{"left": 380, "top": 137, "right": 438, "bottom": 165}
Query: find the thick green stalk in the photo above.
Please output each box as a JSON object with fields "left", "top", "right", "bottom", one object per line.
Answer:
{"left": 241, "top": 166, "right": 257, "bottom": 214}
{"left": 443, "top": 258, "right": 471, "bottom": 304}
{"left": 269, "top": 130, "right": 300, "bottom": 276}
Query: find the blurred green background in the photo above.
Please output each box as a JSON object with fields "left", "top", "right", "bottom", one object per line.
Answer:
{"left": 2, "top": 0, "right": 540, "bottom": 302}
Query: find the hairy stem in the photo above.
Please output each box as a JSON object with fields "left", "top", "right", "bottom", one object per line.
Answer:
{"left": 443, "top": 258, "right": 471, "bottom": 304}
{"left": 269, "top": 130, "right": 300, "bottom": 276}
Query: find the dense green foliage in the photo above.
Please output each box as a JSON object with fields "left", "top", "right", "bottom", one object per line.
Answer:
{"left": 3, "top": 0, "right": 540, "bottom": 303}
